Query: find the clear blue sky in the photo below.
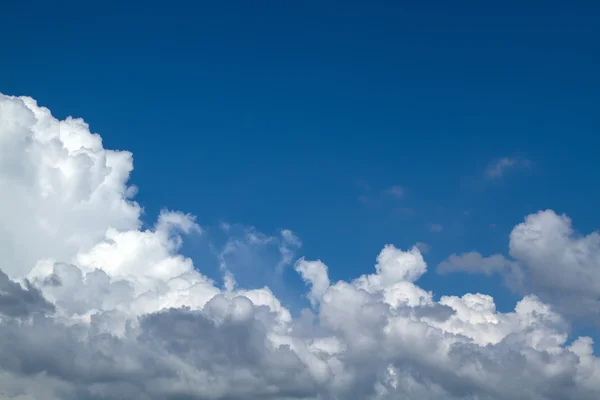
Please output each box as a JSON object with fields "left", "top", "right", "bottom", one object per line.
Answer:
{"left": 2, "top": 1, "right": 599, "bottom": 313}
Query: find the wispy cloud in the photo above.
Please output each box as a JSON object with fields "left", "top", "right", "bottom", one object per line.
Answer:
{"left": 383, "top": 185, "right": 405, "bottom": 199}
{"left": 437, "top": 251, "right": 516, "bottom": 276}
{"left": 356, "top": 181, "right": 407, "bottom": 207}
{"left": 415, "top": 242, "right": 430, "bottom": 253}
{"left": 485, "top": 157, "right": 532, "bottom": 179}
{"left": 428, "top": 223, "right": 443, "bottom": 233}
{"left": 355, "top": 178, "right": 372, "bottom": 191}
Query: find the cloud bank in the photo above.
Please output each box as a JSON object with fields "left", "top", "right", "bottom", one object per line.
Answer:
{"left": 0, "top": 93, "right": 599, "bottom": 399}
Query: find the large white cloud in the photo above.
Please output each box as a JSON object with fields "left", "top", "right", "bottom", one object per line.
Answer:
{"left": 509, "top": 210, "right": 600, "bottom": 300}
{"left": 0, "top": 95, "right": 141, "bottom": 278}
{"left": 0, "top": 93, "right": 599, "bottom": 399}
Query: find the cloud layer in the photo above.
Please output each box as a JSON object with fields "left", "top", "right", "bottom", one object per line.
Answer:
{"left": 438, "top": 210, "right": 600, "bottom": 322}
{"left": 0, "top": 94, "right": 599, "bottom": 399}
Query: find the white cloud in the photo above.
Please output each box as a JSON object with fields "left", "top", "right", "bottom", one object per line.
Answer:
{"left": 438, "top": 210, "right": 600, "bottom": 321}
{"left": 295, "top": 258, "right": 330, "bottom": 307}
{"left": 509, "top": 210, "right": 600, "bottom": 318}
{"left": 485, "top": 157, "right": 532, "bottom": 179}
{"left": 0, "top": 93, "right": 599, "bottom": 400}
{"left": 0, "top": 95, "right": 141, "bottom": 278}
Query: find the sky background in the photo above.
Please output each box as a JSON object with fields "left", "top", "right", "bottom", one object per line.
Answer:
{"left": 2, "top": 0, "right": 599, "bottom": 315}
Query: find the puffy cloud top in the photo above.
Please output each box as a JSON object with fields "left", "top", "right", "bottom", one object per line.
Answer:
{"left": 438, "top": 210, "right": 600, "bottom": 321}
{"left": 510, "top": 210, "right": 600, "bottom": 299}
{"left": 0, "top": 95, "right": 141, "bottom": 278}
{"left": 0, "top": 93, "right": 599, "bottom": 400}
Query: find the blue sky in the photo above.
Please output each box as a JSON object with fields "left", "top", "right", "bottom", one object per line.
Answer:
{"left": 2, "top": 0, "right": 599, "bottom": 315}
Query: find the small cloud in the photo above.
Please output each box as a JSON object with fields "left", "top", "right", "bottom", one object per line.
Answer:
{"left": 358, "top": 195, "right": 371, "bottom": 205}
{"left": 428, "top": 223, "right": 443, "bottom": 233}
{"left": 281, "top": 229, "right": 302, "bottom": 247}
{"left": 415, "top": 242, "right": 430, "bottom": 254}
{"left": 485, "top": 157, "right": 532, "bottom": 179}
{"left": 356, "top": 179, "right": 374, "bottom": 206}
{"left": 437, "top": 252, "right": 514, "bottom": 276}
{"left": 219, "top": 221, "right": 231, "bottom": 233}
{"left": 383, "top": 185, "right": 405, "bottom": 199}
{"left": 354, "top": 178, "right": 372, "bottom": 191}
{"left": 356, "top": 182, "right": 407, "bottom": 207}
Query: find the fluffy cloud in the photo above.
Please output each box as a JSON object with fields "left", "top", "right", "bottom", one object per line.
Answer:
{"left": 0, "top": 95, "right": 141, "bottom": 278}
{"left": 509, "top": 211, "right": 600, "bottom": 295}
{"left": 438, "top": 210, "right": 600, "bottom": 321}
{"left": 0, "top": 93, "right": 599, "bottom": 400}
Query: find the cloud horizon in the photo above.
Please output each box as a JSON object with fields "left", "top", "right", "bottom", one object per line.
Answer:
{"left": 0, "top": 93, "right": 598, "bottom": 400}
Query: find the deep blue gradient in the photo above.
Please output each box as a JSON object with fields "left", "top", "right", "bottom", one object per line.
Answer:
{"left": 2, "top": 1, "right": 599, "bottom": 314}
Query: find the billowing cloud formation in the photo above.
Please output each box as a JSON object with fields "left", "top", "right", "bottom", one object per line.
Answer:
{"left": 0, "top": 95, "right": 141, "bottom": 278}
{"left": 509, "top": 211, "right": 600, "bottom": 303}
{"left": 0, "top": 93, "right": 599, "bottom": 399}
{"left": 438, "top": 210, "right": 600, "bottom": 321}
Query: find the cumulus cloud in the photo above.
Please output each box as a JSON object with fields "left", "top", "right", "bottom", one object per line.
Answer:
{"left": 509, "top": 210, "right": 600, "bottom": 319}
{"left": 0, "top": 93, "right": 599, "bottom": 400}
{"left": 438, "top": 210, "right": 600, "bottom": 321}
{"left": 0, "top": 270, "right": 54, "bottom": 317}
{"left": 0, "top": 95, "right": 141, "bottom": 278}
